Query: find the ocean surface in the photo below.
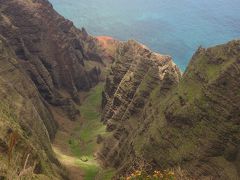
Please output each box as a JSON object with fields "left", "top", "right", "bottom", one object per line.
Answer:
{"left": 49, "top": 0, "right": 240, "bottom": 70}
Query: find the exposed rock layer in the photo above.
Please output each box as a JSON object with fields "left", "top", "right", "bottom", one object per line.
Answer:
{"left": 0, "top": 0, "right": 103, "bottom": 120}
{"left": 100, "top": 40, "right": 240, "bottom": 179}
{"left": 99, "top": 40, "right": 181, "bottom": 172}
{"left": 0, "top": 0, "right": 240, "bottom": 179}
{"left": 0, "top": 0, "right": 104, "bottom": 178}
{"left": 0, "top": 36, "right": 64, "bottom": 179}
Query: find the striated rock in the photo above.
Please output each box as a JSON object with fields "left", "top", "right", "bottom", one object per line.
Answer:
{"left": 0, "top": 0, "right": 103, "bottom": 120}
{"left": 142, "top": 40, "right": 240, "bottom": 179}
{"left": 0, "top": 0, "right": 239, "bottom": 179}
{"left": 0, "top": 36, "right": 65, "bottom": 179}
{"left": 99, "top": 40, "right": 181, "bottom": 173}
{"left": 100, "top": 40, "right": 240, "bottom": 179}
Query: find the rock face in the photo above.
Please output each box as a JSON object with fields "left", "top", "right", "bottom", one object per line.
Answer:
{"left": 0, "top": 0, "right": 104, "bottom": 178}
{"left": 0, "top": 0, "right": 239, "bottom": 179}
{"left": 0, "top": 36, "right": 64, "bottom": 179}
{"left": 100, "top": 40, "right": 240, "bottom": 179}
{"left": 0, "top": 0, "right": 103, "bottom": 120}
{"left": 96, "top": 36, "right": 121, "bottom": 63}
{"left": 99, "top": 40, "right": 181, "bottom": 172}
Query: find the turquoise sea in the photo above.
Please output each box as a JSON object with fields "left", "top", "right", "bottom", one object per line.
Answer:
{"left": 49, "top": 0, "right": 240, "bottom": 70}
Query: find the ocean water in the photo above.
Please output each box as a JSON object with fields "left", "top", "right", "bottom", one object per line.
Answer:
{"left": 49, "top": 0, "right": 240, "bottom": 70}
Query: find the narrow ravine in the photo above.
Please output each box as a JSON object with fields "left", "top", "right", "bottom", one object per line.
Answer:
{"left": 53, "top": 83, "right": 115, "bottom": 180}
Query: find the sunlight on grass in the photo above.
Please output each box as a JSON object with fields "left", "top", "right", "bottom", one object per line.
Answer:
{"left": 67, "top": 83, "right": 115, "bottom": 180}
{"left": 75, "top": 158, "right": 99, "bottom": 180}
{"left": 69, "top": 83, "right": 106, "bottom": 156}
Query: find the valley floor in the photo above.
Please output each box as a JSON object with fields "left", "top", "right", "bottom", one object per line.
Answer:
{"left": 52, "top": 83, "right": 115, "bottom": 180}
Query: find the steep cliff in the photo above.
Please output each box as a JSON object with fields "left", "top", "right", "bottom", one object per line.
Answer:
{"left": 1, "top": 0, "right": 240, "bottom": 179}
{"left": 0, "top": 0, "right": 105, "bottom": 178}
{"left": 0, "top": 36, "right": 66, "bottom": 179}
{"left": 100, "top": 40, "right": 240, "bottom": 179}
{"left": 0, "top": 0, "right": 103, "bottom": 120}
{"left": 99, "top": 40, "right": 181, "bottom": 173}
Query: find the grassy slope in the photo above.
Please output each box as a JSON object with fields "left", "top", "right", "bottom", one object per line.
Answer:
{"left": 134, "top": 41, "right": 240, "bottom": 179}
{"left": 69, "top": 83, "right": 115, "bottom": 180}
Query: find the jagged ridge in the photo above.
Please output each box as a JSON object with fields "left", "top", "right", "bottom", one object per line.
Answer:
{"left": 0, "top": 0, "right": 105, "bottom": 178}
{"left": 100, "top": 40, "right": 240, "bottom": 179}
{"left": 99, "top": 40, "right": 181, "bottom": 173}
{"left": 0, "top": 0, "right": 103, "bottom": 120}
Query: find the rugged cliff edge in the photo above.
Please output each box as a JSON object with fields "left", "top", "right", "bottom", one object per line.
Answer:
{"left": 100, "top": 40, "right": 240, "bottom": 179}
{"left": 0, "top": 0, "right": 104, "bottom": 179}
{"left": 0, "top": 0, "right": 103, "bottom": 120}
{"left": 1, "top": 0, "right": 240, "bottom": 179}
{"left": 99, "top": 40, "right": 181, "bottom": 172}
{"left": 0, "top": 36, "right": 65, "bottom": 179}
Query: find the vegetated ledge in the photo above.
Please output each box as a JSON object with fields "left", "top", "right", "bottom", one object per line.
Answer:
{"left": 99, "top": 39, "right": 240, "bottom": 179}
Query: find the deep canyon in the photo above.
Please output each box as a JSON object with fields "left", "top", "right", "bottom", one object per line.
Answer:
{"left": 0, "top": 0, "right": 240, "bottom": 180}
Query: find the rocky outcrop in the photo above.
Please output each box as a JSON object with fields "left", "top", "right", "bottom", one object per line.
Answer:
{"left": 0, "top": 0, "right": 105, "bottom": 178}
{"left": 99, "top": 40, "right": 181, "bottom": 173}
{"left": 96, "top": 36, "right": 121, "bottom": 63}
{"left": 0, "top": 36, "right": 65, "bottom": 179}
{"left": 100, "top": 40, "right": 240, "bottom": 179}
{"left": 0, "top": 0, "right": 103, "bottom": 120}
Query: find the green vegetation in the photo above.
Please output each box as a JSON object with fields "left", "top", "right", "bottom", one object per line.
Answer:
{"left": 69, "top": 83, "right": 105, "bottom": 157}
{"left": 68, "top": 83, "right": 115, "bottom": 180}
{"left": 0, "top": 102, "right": 17, "bottom": 124}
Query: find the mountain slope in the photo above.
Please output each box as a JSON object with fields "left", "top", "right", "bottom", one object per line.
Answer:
{"left": 1, "top": 0, "right": 240, "bottom": 179}
{"left": 0, "top": 0, "right": 105, "bottom": 178}
{"left": 100, "top": 40, "right": 240, "bottom": 179}
{"left": 0, "top": 0, "right": 103, "bottom": 120}
{"left": 99, "top": 40, "right": 181, "bottom": 173}
{"left": 0, "top": 36, "right": 65, "bottom": 179}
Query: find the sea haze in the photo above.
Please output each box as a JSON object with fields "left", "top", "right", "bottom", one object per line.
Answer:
{"left": 49, "top": 0, "right": 240, "bottom": 70}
